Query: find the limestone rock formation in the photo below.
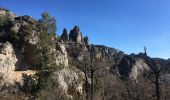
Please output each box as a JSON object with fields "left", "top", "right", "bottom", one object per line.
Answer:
{"left": 84, "top": 36, "right": 89, "bottom": 46}
{"left": 10, "top": 15, "right": 36, "bottom": 34}
{"left": 60, "top": 28, "right": 69, "bottom": 41}
{"left": 69, "top": 26, "right": 83, "bottom": 43}
{"left": 0, "top": 42, "right": 35, "bottom": 87}
{"left": 0, "top": 42, "right": 17, "bottom": 73}
{"left": 117, "top": 53, "right": 154, "bottom": 80}
{"left": 0, "top": 7, "right": 16, "bottom": 20}
{"left": 9, "top": 15, "right": 38, "bottom": 65}
{"left": 92, "top": 45, "right": 124, "bottom": 63}
{"left": 0, "top": 8, "right": 170, "bottom": 100}
{"left": 56, "top": 42, "right": 69, "bottom": 67}
{"left": 130, "top": 57, "right": 150, "bottom": 79}
{"left": 57, "top": 68, "right": 85, "bottom": 99}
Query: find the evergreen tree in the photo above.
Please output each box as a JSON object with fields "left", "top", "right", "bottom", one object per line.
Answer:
{"left": 35, "top": 12, "right": 57, "bottom": 70}
{"left": 33, "top": 12, "right": 59, "bottom": 99}
{"left": 39, "top": 12, "right": 56, "bottom": 37}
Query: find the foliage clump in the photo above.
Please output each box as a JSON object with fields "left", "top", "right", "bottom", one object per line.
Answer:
{"left": 32, "top": 12, "right": 61, "bottom": 99}
{"left": 10, "top": 24, "right": 33, "bottom": 48}
{"left": 11, "top": 12, "right": 61, "bottom": 99}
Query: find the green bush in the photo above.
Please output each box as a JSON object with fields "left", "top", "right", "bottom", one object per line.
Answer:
{"left": 10, "top": 24, "right": 33, "bottom": 48}
{"left": 0, "top": 16, "right": 11, "bottom": 40}
{"left": 0, "top": 16, "right": 10, "bottom": 26}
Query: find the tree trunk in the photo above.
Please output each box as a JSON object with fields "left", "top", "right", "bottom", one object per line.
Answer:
{"left": 155, "top": 74, "right": 160, "bottom": 100}
{"left": 90, "top": 69, "right": 94, "bottom": 100}
{"left": 85, "top": 66, "right": 88, "bottom": 100}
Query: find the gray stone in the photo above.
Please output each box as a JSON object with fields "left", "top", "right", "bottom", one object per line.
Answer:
{"left": 0, "top": 8, "right": 16, "bottom": 21}
{"left": 69, "top": 26, "right": 83, "bottom": 43}
{"left": 56, "top": 42, "right": 69, "bottom": 67}
{"left": 0, "top": 42, "right": 35, "bottom": 87}
{"left": 60, "top": 28, "right": 69, "bottom": 41}
{"left": 84, "top": 36, "right": 89, "bottom": 46}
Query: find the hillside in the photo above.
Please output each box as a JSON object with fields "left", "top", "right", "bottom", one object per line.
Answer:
{"left": 0, "top": 8, "right": 170, "bottom": 100}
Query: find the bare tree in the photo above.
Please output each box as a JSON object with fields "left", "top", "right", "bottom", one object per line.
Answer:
{"left": 90, "top": 44, "right": 98, "bottom": 100}
{"left": 89, "top": 45, "right": 106, "bottom": 100}
{"left": 83, "top": 63, "right": 89, "bottom": 100}
{"left": 144, "top": 47, "right": 162, "bottom": 100}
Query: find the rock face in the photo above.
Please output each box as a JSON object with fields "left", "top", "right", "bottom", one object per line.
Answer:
{"left": 11, "top": 15, "right": 36, "bottom": 34}
{"left": 0, "top": 42, "right": 35, "bottom": 87}
{"left": 56, "top": 42, "right": 69, "bottom": 67}
{"left": 69, "top": 26, "right": 83, "bottom": 43}
{"left": 117, "top": 55, "right": 150, "bottom": 79}
{"left": 92, "top": 45, "right": 124, "bottom": 65}
{"left": 9, "top": 15, "right": 38, "bottom": 65}
{"left": 84, "top": 36, "right": 89, "bottom": 46}
{"left": 130, "top": 57, "right": 149, "bottom": 79}
{"left": 60, "top": 28, "right": 69, "bottom": 41}
{"left": 1, "top": 8, "right": 170, "bottom": 100}
{"left": 0, "top": 8, "right": 16, "bottom": 20}
{"left": 0, "top": 42, "right": 17, "bottom": 74}
{"left": 60, "top": 26, "right": 89, "bottom": 49}
{"left": 57, "top": 68, "right": 85, "bottom": 99}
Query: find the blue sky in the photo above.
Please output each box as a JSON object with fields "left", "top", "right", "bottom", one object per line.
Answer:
{"left": 1, "top": 0, "right": 170, "bottom": 59}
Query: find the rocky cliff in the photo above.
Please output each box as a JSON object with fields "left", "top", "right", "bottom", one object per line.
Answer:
{"left": 0, "top": 8, "right": 170, "bottom": 100}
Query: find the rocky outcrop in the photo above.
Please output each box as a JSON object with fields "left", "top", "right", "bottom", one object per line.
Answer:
{"left": 9, "top": 15, "right": 38, "bottom": 65}
{"left": 0, "top": 8, "right": 16, "bottom": 20}
{"left": 61, "top": 26, "right": 90, "bottom": 49}
{"left": 0, "top": 42, "right": 17, "bottom": 73}
{"left": 56, "top": 42, "right": 69, "bottom": 67}
{"left": 130, "top": 57, "right": 150, "bottom": 79}
{"left": 0, "top": 42, "right": 35, "bottom": 87}
{"left": 92, "top": 45, "right": 124, "bottom": 63}
{"left": 0, "top": 8, "right": 170, "bottom": 100}
{"left": 84, "top": 36, "right": 89, "bottom": 46}
{"left": 60, "top": 28, "right": 69, "bottom": 41}
{"left": 57, "top": 68, "right": 85, "bottom": 99}
{"left": 69, "top": 26, "right": 83, "bottom": 43}
{"left": 10, "top": 15, "right": 36, "bottom": 33}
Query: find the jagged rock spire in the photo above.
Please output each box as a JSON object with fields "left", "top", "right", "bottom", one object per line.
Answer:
{"left": 60, "top": 28, "right": 69, "bottom": 41}
{"left": 69, "top": 25, "right": 83, "bottom": 43}
{"left": 84, "top": 36, "right": 89, "bottom": 46}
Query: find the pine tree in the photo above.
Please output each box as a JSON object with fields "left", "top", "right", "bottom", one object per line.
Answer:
{"left": 35, "top": 12, "right": 57, "bottom": 70}
{"left": 34, "top": 12, "right": 59, "bottom": 98}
